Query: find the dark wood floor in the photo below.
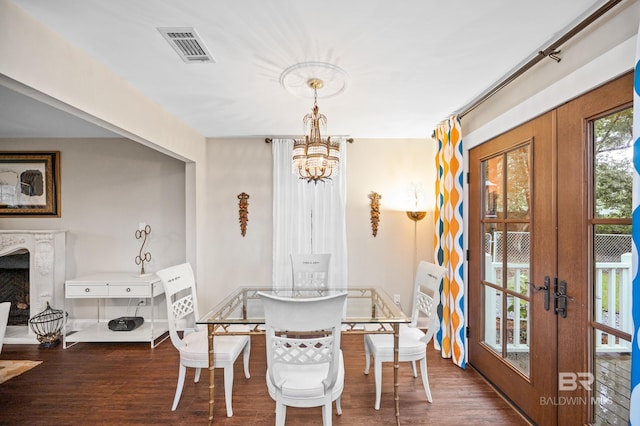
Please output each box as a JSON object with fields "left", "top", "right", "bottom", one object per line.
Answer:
{"left": 0, "top": 334, "right": 529, "bottom": 425}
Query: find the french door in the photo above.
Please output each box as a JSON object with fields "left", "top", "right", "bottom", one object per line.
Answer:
{"left": 468, "top": 72, "right": 632, "bottom": 425}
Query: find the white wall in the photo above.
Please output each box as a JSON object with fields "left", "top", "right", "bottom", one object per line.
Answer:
{"left": 0, "top": 138, "right": 186, "bottom": 279}
{"left": 202, "top": 137, "right": 437, "bottom": 314}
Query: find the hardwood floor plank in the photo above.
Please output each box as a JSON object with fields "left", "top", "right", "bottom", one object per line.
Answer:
{"left": 0, "top": 334, "right": 529, "bottom": 425}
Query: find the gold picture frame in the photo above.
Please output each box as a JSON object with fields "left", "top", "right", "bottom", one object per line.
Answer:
{"left": 0, "top": 151, "right": 61, "bottom": 216}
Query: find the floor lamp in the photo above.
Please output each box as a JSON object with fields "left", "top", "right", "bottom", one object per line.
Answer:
{"left": 406, "top": 211, "right": 427, "bottom": 283}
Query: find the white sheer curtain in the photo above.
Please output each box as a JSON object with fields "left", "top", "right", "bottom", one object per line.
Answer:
{"left": 272, "top": 138, "right": 348, "bottom": 289}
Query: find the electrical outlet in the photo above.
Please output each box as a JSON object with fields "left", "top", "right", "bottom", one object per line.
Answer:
{"left": 393, "top": 294, "right": 400, "bottom": 305}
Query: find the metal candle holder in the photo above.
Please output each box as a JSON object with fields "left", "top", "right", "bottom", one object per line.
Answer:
{"left": 135, "top": 224, "right": 152, "bottom": 275}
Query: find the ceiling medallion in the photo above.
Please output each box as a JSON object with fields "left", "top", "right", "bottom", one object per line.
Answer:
{"left": 280, "top": 62, "right": 350, "bottom": 99}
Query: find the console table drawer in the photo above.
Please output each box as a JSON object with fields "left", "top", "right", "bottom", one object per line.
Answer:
{"left": 66, "top": 284, "right": 109, "bottom": 297}
{"left": 108, "top": 284, "right": 150, "bottom": 297}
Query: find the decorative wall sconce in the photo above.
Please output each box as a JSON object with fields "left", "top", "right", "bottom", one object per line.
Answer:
{"left": 238, "top": 192, "right": 249, "bottom": 237}
{"left": 368, "top": 191, "right": 382, "bottom": 237}
{"left": 135, "top": 224, "right": 152, "bottom": 275}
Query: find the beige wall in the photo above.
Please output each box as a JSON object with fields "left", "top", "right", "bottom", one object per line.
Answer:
{"left": 0, "top": 138, "right": 187, "bottom": 280}
{"left": 0, "top": 136, "right": 436, "bottom": 315}
{"left": 201, "top": 137, "right": 437, "bottom": 313}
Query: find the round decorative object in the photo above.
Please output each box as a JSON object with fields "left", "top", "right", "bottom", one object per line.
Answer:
{"left": 280, "top": 62, "right": 350, "bottom": 99}
{"left": 28, "top": 301, "right": 67, "bottom": 348}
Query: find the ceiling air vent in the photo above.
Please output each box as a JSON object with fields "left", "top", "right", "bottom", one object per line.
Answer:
{"left": 157, "top": 27, "right": 215, "bottom": 63}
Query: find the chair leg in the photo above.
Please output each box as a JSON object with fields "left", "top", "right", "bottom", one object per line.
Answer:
{"left": 420, "top": 356, "right": 433, "bottom": 403}
{"left": 223, "top": 364, "right": 235, "bottom": 417}
{"left": 171, "top": 364, "right": 187, "bottom": 411}
{"left": 275, "top": 401, "right": 286, "bottom": 426}
{"left": 363, "top": 338, "right": 371, "bottom": 374}
{"left": 194, "top": 367, "right": 201, "bottom": 383}
{"left": 322, "top": 402, "right": 332, "bottom": 426}
{"left": 373, "top": 359, "right": 382, "bottom": 410}
{"left": 243, "top": 338, "right": 251, "bottom": 378}
{"left": 411, "top": 360, "right": 418, "bottom": 378}
{"left": 335, "top": 396, "right": 342, "bottom": 415}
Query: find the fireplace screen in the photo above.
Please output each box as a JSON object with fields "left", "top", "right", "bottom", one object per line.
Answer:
{"left": 0, "top": 251, "right": 30, "bottom": 325}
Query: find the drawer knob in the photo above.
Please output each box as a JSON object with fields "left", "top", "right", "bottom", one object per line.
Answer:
{"left": 84, "top": 288, "right": 90, "bottom": 293}
{"left": 126, "top": 287, "right": 131, "bottom": 292}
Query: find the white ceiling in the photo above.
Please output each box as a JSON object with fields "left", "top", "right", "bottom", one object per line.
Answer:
{"left": 2, "top": 0, "right": 611, "bottom": 140}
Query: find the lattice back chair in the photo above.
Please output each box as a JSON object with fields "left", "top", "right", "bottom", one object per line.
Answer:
{"left": 258, "top": 291, "right": 348, "bottom": 426}
{"left": 364, "top": 261, "right": 446, "bottom": 409}
{"left": 0, "top": 302, "right": 10, "bottom": 354}
{"left": 290, "top": 253, "right": 331, "bottom": 290}
{"left": 156, "top": 263, "right": 250, "bottom": 417}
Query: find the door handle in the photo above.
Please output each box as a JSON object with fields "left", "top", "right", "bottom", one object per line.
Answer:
{"left": 554, "top": 280, "right": 573, "bottom": 318}
{"left": 528, "top": 276, "right": 551, "bottom": 311}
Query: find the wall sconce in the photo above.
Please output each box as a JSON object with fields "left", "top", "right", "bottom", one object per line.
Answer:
{"left": 238, "top": 192, "right": 249, "bottom": 237}
{"left": 368, "top": 191, "right": 382, "bottom": 237}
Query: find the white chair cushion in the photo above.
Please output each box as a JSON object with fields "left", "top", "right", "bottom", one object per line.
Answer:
{"left": 365, "top": 324, "right": 426, "bottom": 359}
{"left": 180, "top": 329, "right": 248, "bottom": 365}
{"left": 267, "top": 351, "right": 345, "bottom": 399}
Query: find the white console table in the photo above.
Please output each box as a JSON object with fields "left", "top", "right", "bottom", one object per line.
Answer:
{"left": 63, "top": 272, "right": 169, "bottom": 348}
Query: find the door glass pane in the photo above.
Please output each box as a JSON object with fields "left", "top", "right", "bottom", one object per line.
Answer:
{"left": 592, "top": 107, "right": 632, "bottom": 424}
{"left": 481, "top": 144, "right": 531, "bottom": 378}
{"left": 483, "top": 223, "right": 502, "bottom": 286}
{"left": 594, "top": 108, "right": 632, "bottom": 219}
{"left": 483, "top": 285, "right": 502, "bottom": 355}
{"left": 483, "top": 156, "right": 503, "bottom": 219}
{"left": 506, "top": 294, "right": 530, "bottom": 375}
{"left": 593, "top": 224, "right": 632, "bottom": 336}
{"left": 505, "top": 223, "right": 530, "bottom": 296}
{"left": 506, "top": 145, "right": 530, "bottom": 220}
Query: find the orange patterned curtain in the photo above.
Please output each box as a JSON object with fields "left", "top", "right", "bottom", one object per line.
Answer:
{"left": 433, "top": 115, "right": 465, "bottom": 368}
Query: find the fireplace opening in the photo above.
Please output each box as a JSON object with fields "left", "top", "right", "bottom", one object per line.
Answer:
{"left": 0, "top": 250, "right": 30, "bottom": 326}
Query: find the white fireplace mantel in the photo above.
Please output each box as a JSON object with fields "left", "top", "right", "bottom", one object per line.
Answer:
{"left": 0, "top": 230, "right": 66, "bottom": 343}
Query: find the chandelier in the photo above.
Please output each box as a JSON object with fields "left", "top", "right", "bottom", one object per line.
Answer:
{"left": 292, "top": 78, "right": 340, "bottom": 183}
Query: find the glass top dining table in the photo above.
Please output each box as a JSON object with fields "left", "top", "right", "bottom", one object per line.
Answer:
{"left": 197, "top": 286, "right": 409, "bottom": 425}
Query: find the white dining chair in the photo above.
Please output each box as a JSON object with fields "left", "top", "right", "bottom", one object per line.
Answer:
{"left": 363, "top": 260, "right": 447, "bottom": 409}
{"left": 259, "top": 291, "right": 347, "bottom": 426}
{"left": 0, "top": 302, "right": 10, "bottom": 354}
{"left": 290, "top": 253, "right": 331, "bottom": 290}
{"left": 156, "top": 263, "right": 251, "bottom": 417}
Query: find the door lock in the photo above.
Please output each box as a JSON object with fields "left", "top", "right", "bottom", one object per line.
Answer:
{"left": 554, "top": 280, "right": 573, "bottom": 318}
{"left": 530, "top": 277, "right": 573, "bottom": 317}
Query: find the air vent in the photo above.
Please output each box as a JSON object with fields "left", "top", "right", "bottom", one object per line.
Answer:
{"left": 157, "top": 27, "right": 215, "bottom": 63}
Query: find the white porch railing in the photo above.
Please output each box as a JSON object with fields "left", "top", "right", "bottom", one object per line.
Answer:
{"left": 594, "top": 252, "right": 632, "bottom": 352}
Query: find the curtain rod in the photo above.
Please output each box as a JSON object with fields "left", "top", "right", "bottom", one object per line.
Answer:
{"left": 456, "top": 0, "right": 622, "bottom": 119}
{"left": 265, "top": 138, "right": 354, "bottom": 143}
